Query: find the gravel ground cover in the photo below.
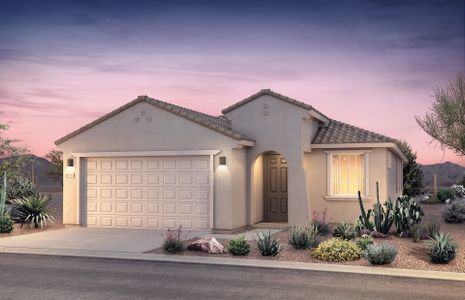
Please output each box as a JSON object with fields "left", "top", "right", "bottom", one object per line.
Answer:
{"left": 0, "top": 223, "right": 64, "bottom": 238}
{"left": 152, "top": 203, "right": 465, "bottom": 272}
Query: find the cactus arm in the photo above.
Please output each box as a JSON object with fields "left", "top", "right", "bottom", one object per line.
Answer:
{"left": 0, "top": 171, "right": 6, "bottom": 215}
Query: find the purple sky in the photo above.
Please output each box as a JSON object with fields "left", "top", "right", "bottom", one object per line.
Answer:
{"left": 0, "top": 0, "right": 464, "bottom": 166}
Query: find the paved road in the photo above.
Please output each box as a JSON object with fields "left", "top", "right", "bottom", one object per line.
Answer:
{"left": 0, "top": 254, "right": 463, "bottom": 300}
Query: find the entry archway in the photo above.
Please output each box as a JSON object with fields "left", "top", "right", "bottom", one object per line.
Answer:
{"left": 251, "top": 151, "right": 288, "bottom": 223}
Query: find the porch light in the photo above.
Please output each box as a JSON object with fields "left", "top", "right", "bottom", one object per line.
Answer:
{"left": 65, "top": 158, "right": 76, "bottom": 178}
{"left": 67, "top": 158, "right": 74, "bottom": 167}
{"left": 219, "top": 156, "right": 227, "bottom": 166}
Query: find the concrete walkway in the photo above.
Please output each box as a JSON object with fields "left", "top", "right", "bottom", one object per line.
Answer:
{"left": 0, "top": 227, "right": 205, "bottom": 253}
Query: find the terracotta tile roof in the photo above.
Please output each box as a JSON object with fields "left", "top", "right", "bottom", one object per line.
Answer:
{"left": 55, "top": 96, "right": 254, "bottom": 145}
{"left": 221, "top": 89, "right": 329, "bottom": 119}
{"left": 312, "top": 119, "right": 395, "bottom": 144}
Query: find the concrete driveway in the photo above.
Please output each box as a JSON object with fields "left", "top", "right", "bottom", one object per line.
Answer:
{"left": 0, "top": 227, "right": 206, "bottom": 254}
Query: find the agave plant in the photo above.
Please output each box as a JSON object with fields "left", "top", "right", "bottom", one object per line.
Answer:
{"left": 13, "top": 194, "right": 56, "bottom": 228}
{"left": 426, "top": 232, "right": 458, "bottom": 264}
{"left": 333, "top": 223, "right": 356, "bottom": 240}
{"left": 257, "top": 230, "right": 282, "bottom": 256}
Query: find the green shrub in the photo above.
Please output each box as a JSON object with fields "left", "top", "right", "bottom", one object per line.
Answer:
{"left": 257, "top": 230, "right": 282, "bottom": 256}
{"left": 4, "top": 175, "right": 37, "bottom": 203}
{"left": 426, "top": 232, "right": 458, "bottom": 264}
{"left": 437, "top": 188, "right": 456, "bottom": 203}
{"left": 0, "top": 213, "right": 13, "bottom": 234}
{"left": 333, "top": 223, "right": 356, "bottom": 240}
{"left": 442, "top": 201, "right": 465, "bottom": 223}
{"left": 228, "top": 235, "right": 250, "bottom": 256}
{"left": 162, "top": 226, "right": 184, "bottom": 253}
{"left": 356, "top": 236, "right": 374, "bottom": 250}
{"left": 288, "top": 225, "right": 319, "bottom": 249}
{"left": 423, "top": 219, "right": 440, "bottom": 238}
{"left": 311, "top": 209, "right": 330, "bottom": 235}
{"left": 311, "top": 238, "right": 361, "bottom": 262}
{"left": 13, "top": 194, "right": 56, "bottom": 228}
{"left": 364, "top": 243, "right": 397, "bottom": 265}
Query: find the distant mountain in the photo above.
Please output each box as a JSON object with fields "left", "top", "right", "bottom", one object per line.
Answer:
{"left": 0, "top": 155, "right": 62, "bottom": 191}
{"left": 421, "top": 161, "right": 465, "bottom": 190}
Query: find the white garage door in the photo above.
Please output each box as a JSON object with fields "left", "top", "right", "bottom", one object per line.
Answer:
{"left": 85, "top": 156, "right": 211, "bottom": 230}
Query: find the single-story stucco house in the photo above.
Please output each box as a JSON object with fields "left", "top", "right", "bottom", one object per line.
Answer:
{"left": 56, "top": 89, "right": 406, "bottom": 231}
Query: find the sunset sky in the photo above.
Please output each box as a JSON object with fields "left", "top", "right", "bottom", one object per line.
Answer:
{"left": 0, "top": 0, "right": 464, "bottom": 166}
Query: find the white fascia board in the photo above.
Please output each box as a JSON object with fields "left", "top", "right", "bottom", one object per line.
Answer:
{"left": 72, "top": 150, "right": 221, "bottom": 157}
{"left": 311, "top": 142, "right": 407, "bottom": 163}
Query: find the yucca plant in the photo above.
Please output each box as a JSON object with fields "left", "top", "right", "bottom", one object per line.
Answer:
{"left": 257, "top": 230, "right": 282, "bottom": 256}
{"left": 13, "top": 194, "right": 56, "bottom": 228}
{"left": 288, "top": 224, "right": 319, "bottom": 249}
{"left": 426, "top": 232, "right": 458, "bottom": 264}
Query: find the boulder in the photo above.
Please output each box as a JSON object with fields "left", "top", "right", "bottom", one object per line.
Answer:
{"left": 187, "top": 237, "right": 226, "bottom": 254}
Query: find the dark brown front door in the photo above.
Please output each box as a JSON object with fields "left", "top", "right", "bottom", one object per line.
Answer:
{"left": 264, "top": 153, "right": 288, "bottom": 222}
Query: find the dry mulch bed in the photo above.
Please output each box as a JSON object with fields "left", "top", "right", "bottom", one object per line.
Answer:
{"left": 0, "top": 223, "right": 64, "bottom": 238}
{"left": 152, "top": 203, "right": 465, "bottom": 273}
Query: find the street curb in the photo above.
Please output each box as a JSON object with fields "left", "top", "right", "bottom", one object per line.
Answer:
{"left": 1, "top": 246, "right": 464, "bottom": 282}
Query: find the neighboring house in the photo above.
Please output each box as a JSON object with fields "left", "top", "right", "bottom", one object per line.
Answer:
{"left": 56, "top": 90, "right": 405, "bottom": 231}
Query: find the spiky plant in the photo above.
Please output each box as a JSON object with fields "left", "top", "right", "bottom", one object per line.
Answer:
{"left": 333, "top": 223, "right": 356, "bottom": 240}
{"left": 426, "top": 232, "right": 458, "bottom": 264}
{"left": 13, "top": 194, "right": 56, "bottom": 228}
{"left": 288, "top": 224, "right": 319, "bottom": 249}
{"left": 257, "top": 230, "right": 282, "bottom": 256}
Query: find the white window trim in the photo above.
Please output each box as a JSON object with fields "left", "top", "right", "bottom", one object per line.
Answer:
{"left": 325, "top": 150, "right": 370, "bottom": 199}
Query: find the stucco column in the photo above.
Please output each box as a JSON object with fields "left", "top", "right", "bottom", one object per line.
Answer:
{"left": 287, "top": 159, "right": 311, "bottom": 225}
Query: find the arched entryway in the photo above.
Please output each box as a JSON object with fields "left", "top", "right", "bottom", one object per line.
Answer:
{"left": 251, "top": 151, "right": 288, "bottom": 223}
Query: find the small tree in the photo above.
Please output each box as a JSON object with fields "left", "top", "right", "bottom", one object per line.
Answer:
{"left": 44, "top": 149, "right": 63, "bottom": 186}
{"left": 0, "top": 123, "right": 29, "bottom": 176}
{"left": 397, "top": 140, "right": 424, "bottom": 196}
{"left": 416, "top": 73, "right": 465, "bottom": 156}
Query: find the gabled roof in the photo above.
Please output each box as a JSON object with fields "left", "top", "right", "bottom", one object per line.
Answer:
{"left": 312, "top": 119, "right": 395, "bottom": 144}
{"left": 221, "top": 89, "right": 329, "bottom": 119}
{"left": 55, "top": 96, "right": 254, "bottom": 145}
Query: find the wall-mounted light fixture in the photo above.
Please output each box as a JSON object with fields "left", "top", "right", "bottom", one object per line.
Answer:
{"left": 65, "top": 157, "right": 76, "bottom": 178}
{"left": 67, "top": 158, "right": 74, "bottom": 167}
{"left": 219, "top": 156, "right": 227, "bottom": 166}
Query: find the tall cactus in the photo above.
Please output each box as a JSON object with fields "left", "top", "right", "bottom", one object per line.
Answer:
{"left": 372, "top": 182, "right": 394, "bottom": 234}
{"left": 0, "top": 171, "right": 7, "bottom": 215}
{"left": 357, "top": 190, "right": 374, "bottom": 231}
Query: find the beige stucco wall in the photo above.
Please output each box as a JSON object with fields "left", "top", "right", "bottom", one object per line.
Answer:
{"left": 387, "top": 150, "right": 403, "bottom": 200}
{"left": 224, "top": 95, "right": 321, "bottom": 226}
{"left": 251, "top": 154, "right": 264, "bottom": 224}
{"left": 306, "top": 148, "right": 390, "bottom": 223}
{"left": 57, "top": 101, "right": 248, "bottom": 230}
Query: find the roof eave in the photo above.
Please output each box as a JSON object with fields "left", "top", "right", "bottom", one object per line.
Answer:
{"left": 311, "top": 142, "right": 407, "bottom": 162}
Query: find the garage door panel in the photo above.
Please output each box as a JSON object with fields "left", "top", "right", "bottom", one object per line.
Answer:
{"left": 162, "top": 189, "right": 177, "bottom": 200}
{"left": 115, "top": 202, "right": 129, "bottom": 213}
{"left": 147, "top": 202, "right": 160, "bottom": 213}
{"left": 100, "top": 201, "right": 114, "bottom": 213}
{"left": 86, "top": 156, "right": 210, "bottom": 230}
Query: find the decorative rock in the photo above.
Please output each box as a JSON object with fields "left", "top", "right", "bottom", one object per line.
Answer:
{"left": 445, "top": 198, "right": 451, "bottom": 204}
{"left": 187, "top": 237, "right": 226, "bottom": 254}
{"left": 370, "top": 231, "right": 389, "bottom": 238}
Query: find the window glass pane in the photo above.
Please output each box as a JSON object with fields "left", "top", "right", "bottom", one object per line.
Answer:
{"left": 332, "top": 155, "right": 339, "bottom": 195}
{"left": 338, "top": 155, "right": 349, "bottom": 195}
{"left": 331, "top": 154, "right": 364, "bottom": 196}
{"left": 360, "top": 155, "right": 365, "bottom": 194}
{"left": 349, "top": 155, "right": 360, "bottom": 195}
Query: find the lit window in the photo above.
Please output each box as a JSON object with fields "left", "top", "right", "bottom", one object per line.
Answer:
{"left": 329, "top": 153, "right": 366, "bottom": 197}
